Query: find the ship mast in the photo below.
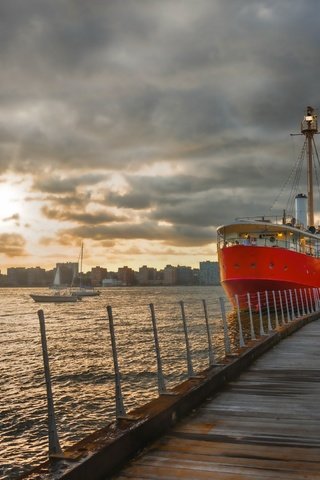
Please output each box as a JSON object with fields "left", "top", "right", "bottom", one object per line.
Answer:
{"left": 301, "top": 106, "right": 318, "bottom": 227}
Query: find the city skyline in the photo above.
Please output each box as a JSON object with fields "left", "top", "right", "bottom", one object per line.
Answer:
{"left": 2, "top": 258, "right": 217, "bottom": 275}
{"left": 3, "top": 260, "right": 220, "bottom": 287}
{"left": 1, "top": 2, "right": 320, "bottom": 271}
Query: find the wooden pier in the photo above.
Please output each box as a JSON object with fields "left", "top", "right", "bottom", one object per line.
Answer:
{"left": 20, "top": 312, "right": 320, "bottom": 480}
{"left": 112, "top": 318, "right": 320, "bottom": 479}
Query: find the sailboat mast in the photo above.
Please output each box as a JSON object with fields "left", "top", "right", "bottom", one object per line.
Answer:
{"left": 301, "top": 106, "right": 318, "bottom": 227}
{"left": 80, "top": 242, "right": 83, "bottom": 274}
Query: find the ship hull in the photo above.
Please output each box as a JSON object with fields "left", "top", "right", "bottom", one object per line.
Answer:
{"left": 30, "top": 294, "right": 80, "bottom": 303}
{"left": 218, "top": 244, "right": 320, "bottom": 307}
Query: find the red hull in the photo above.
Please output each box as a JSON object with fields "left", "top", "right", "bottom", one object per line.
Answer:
{"left": 218, "top": 244, "right": 320, "bottom": 306}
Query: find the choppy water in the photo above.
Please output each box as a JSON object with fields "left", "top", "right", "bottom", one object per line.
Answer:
{"left": 0, "top": 285, "right": 231, "bottom": 480}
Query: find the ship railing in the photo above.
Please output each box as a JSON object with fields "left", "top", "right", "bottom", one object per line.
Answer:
{"left": 34, "top": 286, "right": 320, "bottom": 460}
{"left": 218, "top": 235, "right": 320, "bottom": 257}
{"left": 234, "top": 215, "right": 286, "bottom": 224}
{"left": 232, "top": 287, "right": 320, "bottom": 338}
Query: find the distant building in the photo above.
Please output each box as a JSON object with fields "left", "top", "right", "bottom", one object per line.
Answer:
{"left": 7, "top": 267, "right": 28, "bottom": 286}
{"left": 26, "top": 267, "right": 47, "bottom": 286}
{"left": 137, "top": 265, "right": 159, "bottom": 285}
{"left": 0, "top": 272, "right": 7, "bottom": 286}
{"left": 91, "top": 266, "right": 108, "bottom": 286}
{"left": 118, "top": 266, "right": 135, "bottom": 285}
{"left": 163, "top": 265, "right": 177, "bottom": 285}
{"left": 192, "top": 268, "right": 200, "bottom": 285}
{"left": 199, "top": 261, "right": 220, "bottom": 285}
{"left": 102, "top": 278, "right": 122, "bottom": 287}
{"left": 176, "top": 265, "right": 194, "bottom": 285}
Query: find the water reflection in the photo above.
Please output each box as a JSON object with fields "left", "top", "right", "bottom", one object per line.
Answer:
{"left": 1, "top": 285, "right": 228, "bottom": 480}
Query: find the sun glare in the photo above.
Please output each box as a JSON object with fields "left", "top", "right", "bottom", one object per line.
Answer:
{"left": 0, "top": 180, "right": 25, "bottom": 219}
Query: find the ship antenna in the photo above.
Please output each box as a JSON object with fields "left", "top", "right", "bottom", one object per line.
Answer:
{"left": 301, "top": 106, "right": 318, "bottom": 226}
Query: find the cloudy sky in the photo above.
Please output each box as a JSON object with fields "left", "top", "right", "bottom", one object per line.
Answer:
{"left": 1, "top": 0, "right": 320, "bottom": 272}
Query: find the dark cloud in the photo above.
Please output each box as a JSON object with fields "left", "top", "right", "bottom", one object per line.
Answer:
{"left": 41, "top": 206, "right": 127, "bottom": 225}
{"left": 33, "top": 173, "right": 106, "bottom": 194}
{"left": 3, "top": 213, "right": 20, "bottom": 223}
{"left": 1, "top": 1, "right": 320, "bottom": 264}
{"left": 56, "top": 221, "right": 215, "bottom": 247}
{"left": 0, "top": 233, "right": 26, "bottom": 257}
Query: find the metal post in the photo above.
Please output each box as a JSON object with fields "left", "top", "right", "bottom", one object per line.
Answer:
{"left": 179, "top": 301, "right": 194, "bottom": 377}
{"left": 38, "top": 309, "right": 62, "bottom": 457}
{"left": 279, "top": 290, "right": 285, "bottom": 325}
{"left": 235, "top": 295, "right": 245, "bottom": 348}
{"left": 308, "top": 289, "right": 314, "bottom": 313}
{"left": 317, "top": 288, "right": 320, "bottom": 310}
{"left": 294, "top": 288, "right": 302, "bottom": 317}
{"left": 219, "top": 297, "right": 231, "bottom": 354}
{"left": 304, "top": 289, "right": 310, "bottom": 314}
{"left": 257, "top": 292, "right": 266, "bottom": 336}
{"left": 247, "top": 293, "right": 256, "bottom": 340}
{"left": 289, "top": 290, "right": 295, "bottom": 320}
{"left": 149, "top": 303, "right": 166, "bottom": 394}
{"left": 299, "top": 289, "right": 305, "bottom": 316}
{"left": 106, "top": 306, "right": 126, "bottom": 418}
{"left": 272, "top": 290, "right": 279, "bottom": 328}
{"left": 294, "top": 289, "right": 300, "bottom": 317}
{"left": 284, "top": 290, "right": 291, "bottom": 322}
{"left": 312, "top": 288, "right": 318, "bottom": 311}
{"left": 265, "top": 291, "right": 272, "bottom": 332}
{"left": 312, "top": 288, "right": 317, "bottom": 312}
{"left": 202, "top": 299, "right": 216, "bottom": 366}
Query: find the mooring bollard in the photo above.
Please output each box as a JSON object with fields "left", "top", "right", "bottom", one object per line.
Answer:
{"left": 235, "top": 295, "right": 245, "bottom": 348}
{"left": 246, "top": 293, "right": 256, "bottom": 340}
{"left": 202, "top": 299, "right": 216, "bottom": 366}
{"left": 179, "top": 300, "right": 195, "bottom": 377}
{"left": 219, "top": 297, "right": 231, "bottom": 355}
{"left": 257, "top": 292, "right": 266, "bottom": 336}
{"left": 149, "top": 303, "right": 167, "bottom": 394}
{"left": 38, "top": 309, "right": 62, "bottom": 457}
{"left": 106, "top": 305, "right": 126, "bottom": 418}
{"left": 272, "top": 291, "right": 279, "bottom": 328}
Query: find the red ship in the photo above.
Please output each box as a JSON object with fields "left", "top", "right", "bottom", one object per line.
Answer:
{"left": 217, "top": 107, "right": 320, "bottom": 307}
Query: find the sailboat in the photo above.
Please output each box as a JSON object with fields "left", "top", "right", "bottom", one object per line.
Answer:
{"left": 71, "top": 243, "right": 101, "bottom": 298}
{"left": 30, "top": 267, "right": 81, "bottom": 303}
{"left": 217, "top": 106, "right": 320, "bottom": 308}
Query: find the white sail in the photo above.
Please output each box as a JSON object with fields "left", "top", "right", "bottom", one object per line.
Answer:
{"left": 53, "top": 267, "right": 61, "bottom": 287}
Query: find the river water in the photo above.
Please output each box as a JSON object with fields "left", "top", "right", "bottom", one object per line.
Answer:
{"left": 0, "top": 285, "right": 231, "bottom": 480}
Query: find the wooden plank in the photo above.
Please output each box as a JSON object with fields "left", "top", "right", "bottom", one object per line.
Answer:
{"left": 111, "top": 320, "right": 320, "bottom": 479}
